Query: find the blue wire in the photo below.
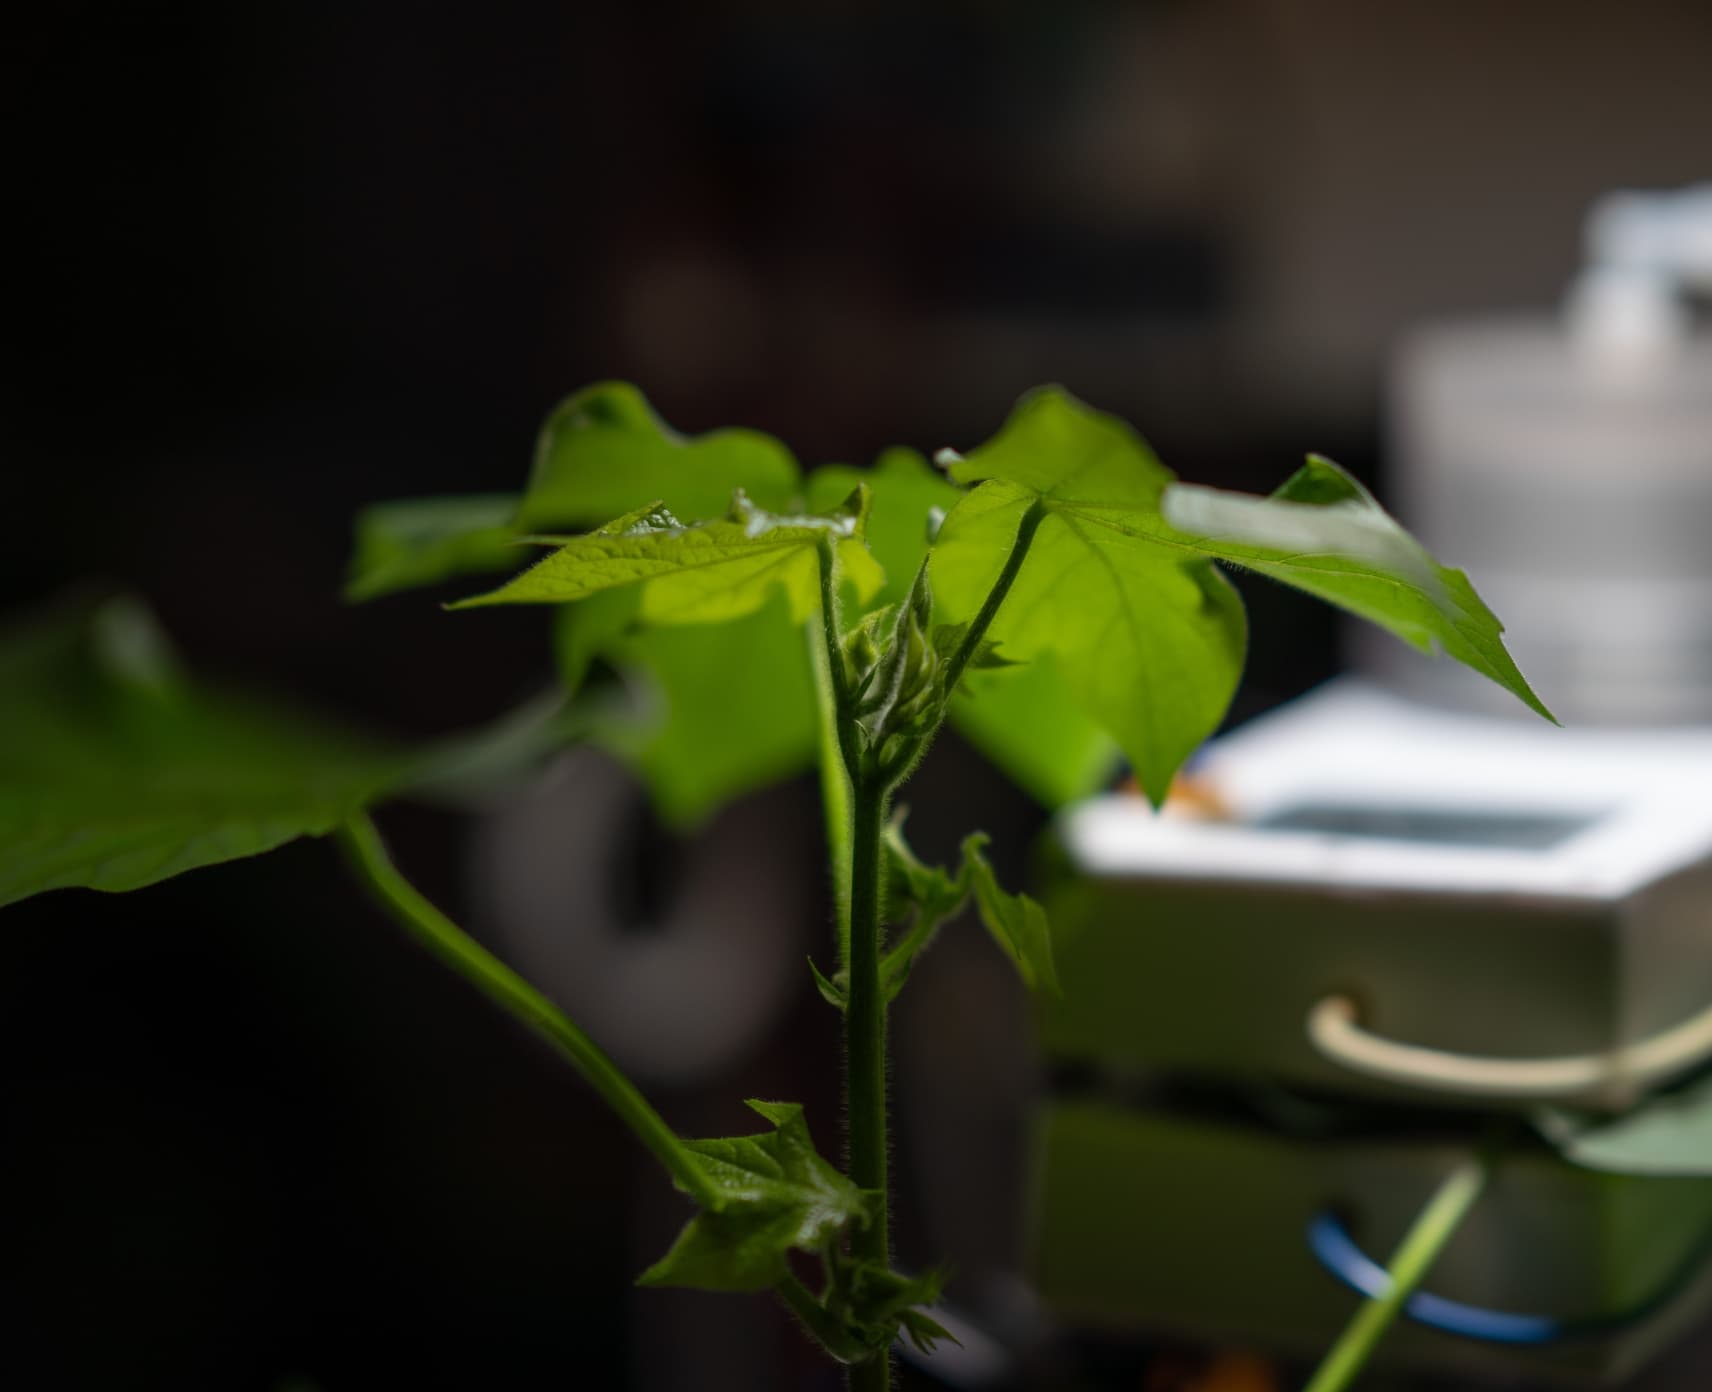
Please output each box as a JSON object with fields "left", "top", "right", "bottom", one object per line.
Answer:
{"left": 1307, "top": 1210, "right": 1640, "bottom": 1346}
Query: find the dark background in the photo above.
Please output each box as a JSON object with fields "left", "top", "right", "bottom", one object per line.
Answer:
{"left": 5, "top": 3, "right": 1711, "bottom": 1388}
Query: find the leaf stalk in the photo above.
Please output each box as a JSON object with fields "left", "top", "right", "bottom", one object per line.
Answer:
{"left": 335, "top": 811, "right": 721, "bottom": 1210}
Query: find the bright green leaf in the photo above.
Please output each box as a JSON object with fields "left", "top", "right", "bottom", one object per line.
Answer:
{"left": 345, "top": 383, "right": 807, "bottom": 606}
{"left": 1537, "top": 1077, "right": 1712, "bottom": 1177}
{"left": 948, "top": 652, "right": 1119, "bottom": 809}
{"left": 0, "top": 596, "right": 405, "bottom": 910}
{"left": 961, "top": 832, "right": 1058, "bottom": 996}
{"left": 806, "top": 448, "right": 961, "bottom": 610}
{"left": 933, "top": 387, "right": 1247, "bottom": 804}
{"left": 453, "top": 489, "right": 882, "bottom": 627}
{"left": 1161, "top": 455, "right": 1552, "bottom": 721}
{"left": 344, "top": 494, "right": 522, "bottom": 601}
{"left": 519, "top": 381, "right": 799, "bottom": 531}
{"left": 568, "top": 594, "right": 821, "bottom": 827}
{"left": 640, "top": 1100, "right": 875, "bottom": 1293}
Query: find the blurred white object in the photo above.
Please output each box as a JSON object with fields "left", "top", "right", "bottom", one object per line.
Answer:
{"left": 1047, "top": 680, "right": 1712, "bottom": 1109}
{"left": 467, "top": 749, "right": 810, "bottom": 1085}
{"left": 1567, "top": 183, "right": 1712, "bottom": 354}
{"left": 1381, "top": 183, "right": 1712, "bottom": 724}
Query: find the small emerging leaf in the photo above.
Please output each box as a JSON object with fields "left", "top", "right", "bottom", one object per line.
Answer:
{"left": 824, "top": 1257, "right": 958, "bottom": 1356}
{"left": 884, "top": 816, "right": 965, "bottom": 924}
{"left": 808, "top": 958, "right": 847, "bottom": 1011}
{"left": 899, "top": 1307, "right": 959, "bottom": 1355}
{"left": 640, "top": 1101, "right": 875, "bottom": 1293}
{"left": 930, "top": 622, "right": 1017, "bottom": 674}
{"left": 961, "top": 833, "right": 1058, "bottom": 996}
{"left": 805, "top": 448, "right": 962, "bottom": 611}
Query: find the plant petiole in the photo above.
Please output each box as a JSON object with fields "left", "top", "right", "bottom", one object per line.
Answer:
{"left": 336, "top": 810, "right": 722, "bottom": 1211}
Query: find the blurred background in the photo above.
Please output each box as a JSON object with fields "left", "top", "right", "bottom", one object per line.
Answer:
{"left": 4, "top": 2, "right": 1711, "bottom": 1388}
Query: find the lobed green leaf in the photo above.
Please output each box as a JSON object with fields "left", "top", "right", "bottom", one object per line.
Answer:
{"left": 518, "top": 381, "right": 799, "bottom": 531}
{"left": 932, "top": 386, "right": 1546, "bottom": 803}
{"left": 640, "top": 1101, "right": 876, "bottom": 1293}
{"left": 933, "top": 387, "right": 1246, "bottom": 804}
{"left": 0, "top": 596, "right": 406, "bottom": 910}
{"left": 452, "top": 489, "right": 882, "bottom": 626}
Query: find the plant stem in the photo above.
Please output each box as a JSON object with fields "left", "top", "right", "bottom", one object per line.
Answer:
{"left": 817, "top": 538, "right": 863, "bottom": 788}
{"left": 1302, "top": 1147, "right": 1496, "bottom": 1392}
{"left": 939, "top": 497, "right": 1048, "bottom": 697}
{"left": 336, "top": 810, "right": 720, "bottom": 1211}
{"left": 808, "top": 607, "right": 853, "bottom": 969}
{"left": 851, "top": 1351, "right": 891, "bottom": 1391}
{"left": 845, "top": 772, "right": 890, "bottom": 1260}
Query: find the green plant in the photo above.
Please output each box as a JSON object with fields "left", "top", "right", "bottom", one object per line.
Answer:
{"left": 1, "top": 383, "right": 1547, "bottom": 1388}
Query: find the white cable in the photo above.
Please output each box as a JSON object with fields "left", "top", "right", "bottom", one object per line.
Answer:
{"left": 1307, "top": 994, "right": 1712, "bottom": 1104}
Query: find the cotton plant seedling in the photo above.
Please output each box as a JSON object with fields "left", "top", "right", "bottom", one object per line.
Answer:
{"left": 0, "top": 384, "right": 1548, "bottom": 1390}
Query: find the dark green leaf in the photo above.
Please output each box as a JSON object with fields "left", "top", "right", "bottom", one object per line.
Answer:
{"left": 824, "top": 1257, "right": 957, "bottom": 1355}
{"left": 398, "top": 688, "right": 604, "bottom": 804}
{"left": 344, "top": 494, "right": 522, "bottom": 601}
{"left": 1537, "top": 1076, "right": 1712, "bottom": 1176}
{"left": 933, "top": 387, "right": 1247, "bottom": 804}
{"left": 961, "top": 833, "right": 1058, "bottom": 996}
{"left": 519, "top": 381, "right": 799, "bottom": 531}
{"left": 640, "top": 1100, "right": 875, "bottom": 1293}
{"left": 1161, "top": 456, "right": 1552, "bottom": 721}
{"left": 0, "top": 596, "right": 404, "bottom": 910}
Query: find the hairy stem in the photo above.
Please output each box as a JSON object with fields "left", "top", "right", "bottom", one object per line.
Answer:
{"left": 808, "top": 608, "right": 854, "bottom": 968}
{"left": 1303, "top": 1147, "right": 1496, "bottom": 1392}
{"left": 846, "top": 773, "right": 889, "bottom": 1260}
{"left": 851, "top": 1351, "right": 891, "bottom": 1391}
{"left": 336, "top": 810, "right": 719, "bottom": 1210}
